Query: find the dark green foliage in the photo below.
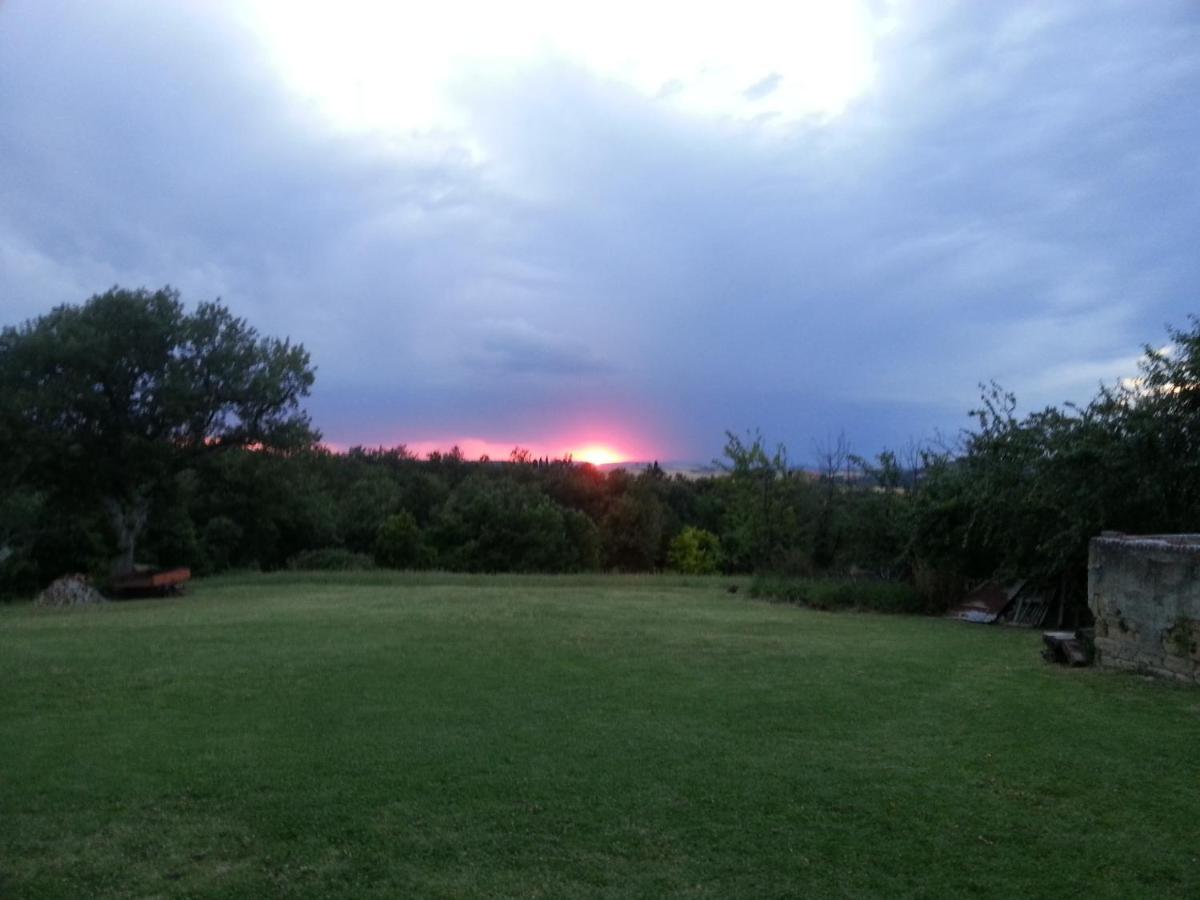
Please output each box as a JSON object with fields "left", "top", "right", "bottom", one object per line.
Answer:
{"left": 374, "top": 510, "right": 430, "bottom": 569}
{"left": 909, "top": 561, "right": 967, "bottom": 613}
{"left": 717, "top": 430, "right": 811, "bottom": 572}
{"left": 26, "top": 507, "right": 110, "bottom": 591}
{"left": 839, "top": 452, "right": 911, "bottom": 579}
{"left": 541, "top": 460, "right": 609, "bottom": 521}
{"left": 749, "top": 574, "right": 929, "bottom": 614}
{"left": 0, "top": 489, "right": 44, "bottom": 598}
{"left": 188, "top": 449, "right": 337, "bottom": 571}
{"left": 200, "top": 515, "right": 244, "bottom": 573}
{"left": 904, "top": 320, "right": 1200, "bottom": 616}
{"left": 0, "top": 287, "right": 317, "bottom": 576}
{"left": 432, "top": 475, "right": 595, "bottom": 572}
{"left": 286, "top": 548, "right": 375, "bottom": 570}
{"left": 600, "top": 485, "right": 665, "bottom": 570}
{"left": 562, "top": 507, "right": 603, "bottom": 571}
{"left": 142, "top": 497, "right": 203, "bottom": 574}
{"left": 340, "top": 472, "right": 404, "bottom": 553}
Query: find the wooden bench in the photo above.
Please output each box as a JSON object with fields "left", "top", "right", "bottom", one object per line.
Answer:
{"left": 110, "top": 567, "right": 191, "bottom": 598}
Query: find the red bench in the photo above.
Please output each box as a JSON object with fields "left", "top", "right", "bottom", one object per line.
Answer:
{"left": 111, "top": 567, "right": 192, "bottom": 597}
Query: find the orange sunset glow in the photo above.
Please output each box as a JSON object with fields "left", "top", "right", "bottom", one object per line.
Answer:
{"left": 567, "top": 444, "right": 625, "bottom": 466}
{"left": 392, "top": 433, "right": 650, "bottom": 466}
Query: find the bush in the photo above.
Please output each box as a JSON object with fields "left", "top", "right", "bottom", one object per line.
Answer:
{"left": 374, "top": 510, "right": 431, "bottom": 569}
{"left": 286, "top": 547, "right": 375, "bottom": 571}
{"left": 668, "top": 526, "right": 722, "bottom": 574}
{"left": 562, "top": 509, "right": 602, "bottom": 571}
{"left": 29, "top": 509, "right": 110, "bottom": 584}
{"left": 911, "top": 560, "right": 966, "bottom": 614}
{"left": 432, "top": 475, "right": 596, "bottom": 573}
{"left": 0, "top": 549, "right": 39, "bottom": 601}
{"left": 144, "top": 496, "right": 203, "bottom": 572}
{"left": 0, "top": 489, "right": 43, "bottom": 599}
{"left": 600, "top": 489, "right": 664, "bottom": 571}
{"left": 202, "top": 515, "right": 244, "bottom": 573}
{"left": 749, "top": 575, "right": 929, "bottom": 615}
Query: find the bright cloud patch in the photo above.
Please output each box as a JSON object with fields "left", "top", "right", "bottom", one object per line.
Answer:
{"left": 240, "top": 0, "right": 880, "bottom": 135}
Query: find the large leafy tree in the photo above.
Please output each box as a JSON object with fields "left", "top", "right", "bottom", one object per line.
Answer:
{"left": 717, "top": 430, "right": 809, "bottom": 572}
{"left": 0, "top": 286, "right": 317, "bottom": 575}
{"left": 907, "top": 318, "right": 1200, "bottom": 620}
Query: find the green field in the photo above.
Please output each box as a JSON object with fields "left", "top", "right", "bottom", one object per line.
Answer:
{"left": 2, "top": 573, "right": 1198, "bottom": 899}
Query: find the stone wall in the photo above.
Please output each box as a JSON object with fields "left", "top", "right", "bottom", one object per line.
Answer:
{"left": 1089, "top": 533, "right": 1200, "bottom": 684}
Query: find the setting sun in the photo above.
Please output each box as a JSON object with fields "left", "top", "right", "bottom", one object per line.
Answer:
{"left": 569, "top": 444, "right": 626, "bottom": 466}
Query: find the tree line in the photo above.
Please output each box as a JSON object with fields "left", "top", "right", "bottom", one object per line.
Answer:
{"left": 5, "top": 287, "right": 1200, "bottom": 619}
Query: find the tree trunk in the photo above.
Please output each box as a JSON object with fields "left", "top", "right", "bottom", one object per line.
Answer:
{"left": 105, "top": 495, "right": 149, "bottom": 576}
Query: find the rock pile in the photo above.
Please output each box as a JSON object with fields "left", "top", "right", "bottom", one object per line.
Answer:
{"left": 34, "top": 574, "right": 108, "bottom": 608}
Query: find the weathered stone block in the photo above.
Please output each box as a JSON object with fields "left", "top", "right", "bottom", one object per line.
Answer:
{"left": 1089, "top": 534, "right": 1200, "bottom": 686}
{"left": 1103, "top": 654, "right": 1139, "bottom": 672}
{"left": 1163, "top": 654, "right": 1197, "bottom": 677}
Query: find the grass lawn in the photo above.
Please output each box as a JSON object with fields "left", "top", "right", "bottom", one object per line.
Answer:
{"left": 2, "top": 572, "right": 1198, "bottom": 899}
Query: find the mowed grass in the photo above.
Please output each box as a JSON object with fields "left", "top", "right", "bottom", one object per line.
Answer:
{"left": 2, "top": 573, "right": 1198, "bottom": 899}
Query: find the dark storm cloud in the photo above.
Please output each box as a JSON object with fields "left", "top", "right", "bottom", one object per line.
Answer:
{"left": 2, "top": 1, "right": 1198, "bottom": 460}
{"left": 470, "top": 319, "right": 614, "bottom": 377}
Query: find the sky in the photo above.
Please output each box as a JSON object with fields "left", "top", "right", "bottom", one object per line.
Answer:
{"left": 2, "top": 1, "right": 1198, "bottom": 464}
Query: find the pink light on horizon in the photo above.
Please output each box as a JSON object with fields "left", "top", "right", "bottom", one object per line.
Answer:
{"left": 320, "top": 429, "right": 663, "bottom": 464}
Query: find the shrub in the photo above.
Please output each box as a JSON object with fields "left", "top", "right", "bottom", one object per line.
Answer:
{"left": 749, "top": 575, "right": 929, "bottom": 615}
{"left": 911, "top": 560, "right": 966, "bottom": 614}
{"left": 600, "top": 489, "right": 664, "bottom": 571}
{"left": 668, "top": 526, "right": 722, "bottom": 574}
{"left": 202, "top": 515, "right": 244, "bottom": 573}
{"left": 432, "top": 475, "right": 594, "bottom": 572}
{"left": 286, "top": 547, "right": 375, "bottom": 571}
{"left": 562, "top": 508, "right": 602, "bottom": 571}
{"left": 29, "top": 510, "right": 110, "bottom": 584}
{"left": 0, "top": 489, "right": 44, "bottom": 599}
{"left": 374, "top": 510, "right": 431, "bottom": 569}
{"left": 0, "top": 550, "right": 39, "bottom": 601}
{"left": 339, "top": 472, "right": 404, "bottom": 553}
{"left": 144, "top": 497, "right": 203, "bottom": 571}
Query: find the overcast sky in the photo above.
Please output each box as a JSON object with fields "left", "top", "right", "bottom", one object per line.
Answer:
{"left": 2, "top": 1, "right": 1198, "bottom": 463}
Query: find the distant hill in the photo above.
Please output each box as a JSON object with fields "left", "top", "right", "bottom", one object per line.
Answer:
{"left": 594, "top": 461, "right": 724, "bottom": 479}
